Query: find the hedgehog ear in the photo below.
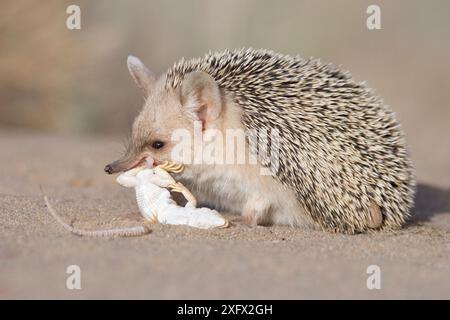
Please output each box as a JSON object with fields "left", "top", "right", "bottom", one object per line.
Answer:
{"left": 127, "top": 55, "right": 156, "bottom": 98}
{"left": 180, "top": 71, "right": 222, "bottom": 128}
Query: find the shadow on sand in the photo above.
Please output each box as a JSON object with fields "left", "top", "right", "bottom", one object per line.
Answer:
{"left": 409, "top": 183, "right": 450, "bottom": 225}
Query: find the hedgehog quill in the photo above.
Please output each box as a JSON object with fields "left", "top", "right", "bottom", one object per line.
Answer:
{"left": 105, "top": 48, "right": 416, "bottom": 234}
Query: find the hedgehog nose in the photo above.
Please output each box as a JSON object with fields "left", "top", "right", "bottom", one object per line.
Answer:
{"left": 104, "top": 164, "right": 114, "bottom": 174}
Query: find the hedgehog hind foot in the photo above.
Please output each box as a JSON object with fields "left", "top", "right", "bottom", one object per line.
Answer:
{"left": 367, "top": 201, "right": 383, "bottom": 229}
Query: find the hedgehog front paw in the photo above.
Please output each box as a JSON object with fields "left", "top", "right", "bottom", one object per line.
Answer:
{"left": 238, "top": 194, "right": 271, "bottom": 227}
{"left": 230, "top": 215, "right": 257, "bottom": 228}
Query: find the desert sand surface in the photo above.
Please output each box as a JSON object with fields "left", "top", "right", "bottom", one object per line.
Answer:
{"left": 0, "top": 130, "right": 449, "bottom": 299}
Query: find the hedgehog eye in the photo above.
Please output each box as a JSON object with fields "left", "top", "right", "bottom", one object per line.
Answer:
{"left": 151, "top": 141, "right": 165, "bottom": 150}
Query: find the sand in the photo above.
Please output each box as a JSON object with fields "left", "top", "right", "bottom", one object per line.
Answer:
{"left": 0, "top": 130, "right": 448, "bottom": 299}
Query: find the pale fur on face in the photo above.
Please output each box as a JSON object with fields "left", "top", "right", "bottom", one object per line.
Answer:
{"left": 130, "top": 77, "right": 195, "bottom": 164}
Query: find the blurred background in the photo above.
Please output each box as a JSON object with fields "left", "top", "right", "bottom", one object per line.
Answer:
{"left": 1, "top": 0, "right": 449, "bottom": 184}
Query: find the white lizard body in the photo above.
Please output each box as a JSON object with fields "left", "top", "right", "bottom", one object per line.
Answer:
{"left": 116, "top": 167, "right": 229, "bottom": 229}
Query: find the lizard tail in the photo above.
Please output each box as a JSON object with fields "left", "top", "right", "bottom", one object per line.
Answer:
{"left": 44, "top": 196, "right": 151, "bottom": 237}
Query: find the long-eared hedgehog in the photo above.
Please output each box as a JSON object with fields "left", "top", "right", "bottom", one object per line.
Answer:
{"left": 105, "top": 48, "right": 416, "bottom": 234}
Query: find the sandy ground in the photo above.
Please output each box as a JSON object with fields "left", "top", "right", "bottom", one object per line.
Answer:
{"left": 0, "top": 130, "right": 448, "bottom": 299}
